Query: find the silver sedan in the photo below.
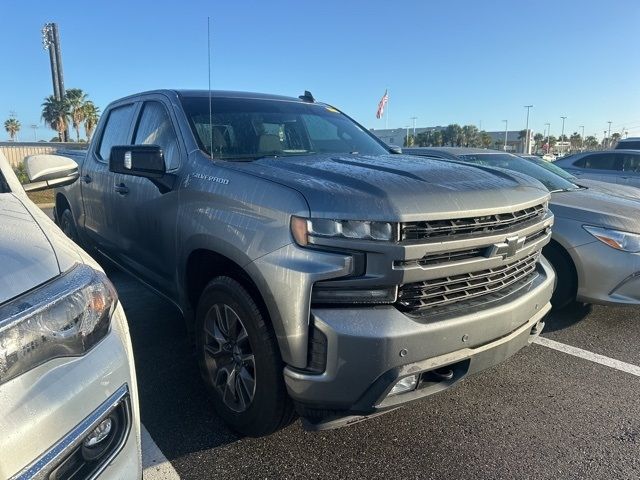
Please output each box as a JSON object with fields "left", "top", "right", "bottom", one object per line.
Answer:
{"left": 405, "top": 147, "right": 640, "bottom": 308}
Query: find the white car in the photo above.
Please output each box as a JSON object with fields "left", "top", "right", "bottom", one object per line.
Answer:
{"left": 0, "top": 152, "right": 141, "bottom": 479}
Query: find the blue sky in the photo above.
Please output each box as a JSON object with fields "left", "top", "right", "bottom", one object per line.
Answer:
{"left": 1, "top": 0, "right": 639, "bottom": 141}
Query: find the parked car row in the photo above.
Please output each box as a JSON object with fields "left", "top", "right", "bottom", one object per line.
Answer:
{"left": 1, "top": 89, "right": 638, "bottom": 479}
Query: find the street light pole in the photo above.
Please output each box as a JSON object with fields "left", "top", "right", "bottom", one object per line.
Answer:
{"left": 544, "top": 122, "right": 550, "bottom": 154}
{"left": 524, "top": 105, "right": 533, "bottom": 154}
{"left": 579, "top": 125, "right": 585, "bottom": 151}
{"left": 410, "top": 116, "right": 417, "bottom": 137}
{"left": 30, "top": 124, "right": 38, "bottom": 141}
{"left": 607, "top": 121, "right": 612, "bottom": 148}
{"left": 405, "top": 126, "right": 410, "bottom": 146}
{"left": 503, "top": 120, "right": 508, "bottom": 151}
{"left": 560, "top": 116, "right": 567, "bottom": 155}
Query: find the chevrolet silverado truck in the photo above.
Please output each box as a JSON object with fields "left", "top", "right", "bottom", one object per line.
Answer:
{"left": 49, "top": 89, "right": 555, "bottom": 436}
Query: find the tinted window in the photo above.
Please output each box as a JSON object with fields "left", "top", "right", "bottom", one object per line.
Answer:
{"left": 134, "top": 102, "right": 180, "bottom": 170}
{"left": 572, "top": 157, "right": 586, "bottom": 168}
{"left": 98, "top": 104, "right": 136, "bottom": 162}
{"left": 457, "top": 153, "right": 578, "bottom": 192}
{"left": 616, "top": 140, "right": 640, "bottom": 149}
{"left": 582, "top": 153, "right": 623, "bottom": 171}
{"left": 525, "top": 156, "right": 577, "bottom": 181}
{"left": 622, "top": 153, "right": 640, "bottom": 173}
{"left": 180, "top": 96, "right": 388, "bottom": 159}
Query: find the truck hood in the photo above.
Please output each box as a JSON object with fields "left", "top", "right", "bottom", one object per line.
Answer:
{"left": 551, "top": 188, "right": 640, "bottom": 233}
{"left": 0, "top": 194, "right": 85, "bottom": 305}
{"left": 234, "top": 154, "right": 549, "bottom": 220}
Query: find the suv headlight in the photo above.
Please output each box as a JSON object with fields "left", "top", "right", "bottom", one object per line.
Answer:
{"left": 583, "top": 225, "right": 640, "bottom": 253}
{"left": 291, "top": 216, "right": 396, "bottom": 245}
{"left": 0, "top": 264, "right": 117, "bottom": 386}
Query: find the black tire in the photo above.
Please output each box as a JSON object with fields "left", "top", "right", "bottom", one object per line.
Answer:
{"left": 59, "top": 209, "right": 80, "bottom": 244}
{"left": 196, "top": 276, "right": 295, "bottom": 436}
{"left": 543, "top": 242, "right": 577, "bottom": 309}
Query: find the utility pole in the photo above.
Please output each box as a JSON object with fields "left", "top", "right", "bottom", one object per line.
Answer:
{"left": 544, "top": 123, "right": 550, "bottom": 154}
{"left": 560, "top": 116, "right": 567, "bottom": 155}
{"left": 410, "top": 117, "right": 417, "bottom": 137}
{"left": 579, "top": 125, "right": 585, "bottom": 150}
{"left": 607, "top": 121, "right": 612, "bottom": 148}
{"left": 523, "top": 105, "right": 533, "bottom": 154}
{"left": 503, "top": 120, "right": 508, "bottom": 151}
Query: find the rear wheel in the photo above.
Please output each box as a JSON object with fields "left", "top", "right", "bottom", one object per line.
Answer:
{"left": 543, "top": 242, "right": 578, "bottom": 309}
{"left": 196, "top": 276, "right": 295, "bottom": 436}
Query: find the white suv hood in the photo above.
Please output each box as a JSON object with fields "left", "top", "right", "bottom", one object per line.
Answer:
{"left": 0, "top": 193, "right": 84, "bottom": 305}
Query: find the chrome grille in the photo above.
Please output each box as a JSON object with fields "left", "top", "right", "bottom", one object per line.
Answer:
{"left": 397, "top": 252, "right": 540, "bottom": 312}
{"left": 401, "top": 203, "right": 546, "bottom": 241}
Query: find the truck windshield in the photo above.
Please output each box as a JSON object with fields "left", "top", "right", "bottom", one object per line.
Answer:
{"left": 180, "top": 96, "right": 389, "bottom": 160}
{"left": 458, "top": 153, "right": 580, "bottom": 193}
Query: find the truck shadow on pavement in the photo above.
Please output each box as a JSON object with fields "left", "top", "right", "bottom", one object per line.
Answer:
{"left": 543, "top": 302, "right": 593, "bottom": 333}
{"left": 108, "top": 269, "right": 243, "bottom": 456}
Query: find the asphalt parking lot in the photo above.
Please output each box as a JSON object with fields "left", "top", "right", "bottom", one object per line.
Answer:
{"left": 104, "top": 268, "right": 640, "bottom": 480}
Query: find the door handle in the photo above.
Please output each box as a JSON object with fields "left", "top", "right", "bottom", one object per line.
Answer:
{"left": 114, "top": 183, "right": 130, "bottom": 195}
{"left": 81, "top": 175, "right": 92, "bottom": 184}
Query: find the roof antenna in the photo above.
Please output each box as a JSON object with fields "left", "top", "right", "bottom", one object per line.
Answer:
{"left": 299, "top": 90, "right": 315, "bottom": 103}
{"left": 207, "top": 16, "right": 213, "bottom": 155}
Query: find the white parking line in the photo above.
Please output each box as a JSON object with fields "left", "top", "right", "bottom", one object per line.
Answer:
{"left": 141, "top": 424, "right": 180, "bottom": 479}
{"left": 534, "top": 336, "right": 640, "bottom": 377}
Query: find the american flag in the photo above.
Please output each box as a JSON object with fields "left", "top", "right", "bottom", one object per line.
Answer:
{"left": 376, "top": 90, "right": 389, "bottom": 119}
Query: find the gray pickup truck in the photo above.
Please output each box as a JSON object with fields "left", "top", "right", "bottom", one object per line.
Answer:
{"left": 50, "top": 89, "right": 554, "bottom": 436}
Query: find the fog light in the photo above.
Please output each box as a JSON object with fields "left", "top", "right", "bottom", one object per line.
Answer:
{"left": 389, "top": 374, "right": 419, "bottom": 396}
{"left": 83, "top": 418, "right": 113, "bottom": 448}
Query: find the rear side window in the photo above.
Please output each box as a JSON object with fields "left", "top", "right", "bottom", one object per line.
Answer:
{"left": 582, "top": 153, "right": 623, "bottom": 171}
{"left": 134, "top": 102, "right": 180, "bottom": 170}
{"left": 97, "top": 104, "right": 136, "bottom": 162}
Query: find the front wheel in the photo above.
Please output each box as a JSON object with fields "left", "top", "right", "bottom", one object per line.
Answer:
{"left": 196, "top": 277, "right": 295, "bottom": 436}
{"left": 59, "top": 208, "right": 79, "bottom": 244}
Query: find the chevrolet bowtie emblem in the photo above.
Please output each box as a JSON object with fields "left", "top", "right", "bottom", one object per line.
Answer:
{"left": 488, "top": 235, "right": 526, "bottom": 259}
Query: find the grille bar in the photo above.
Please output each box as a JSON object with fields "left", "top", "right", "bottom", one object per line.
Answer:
{"left": 397, "top": 252, "right": 540, "bottom": 312}
{"left": 401, "top": 203, "right": 545, "bottom": 241}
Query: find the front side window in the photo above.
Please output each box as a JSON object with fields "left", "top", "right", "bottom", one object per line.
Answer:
{"left": 180, "top": 96, "right": 389, "bottom": 160}
{"left": 622, "top": 153, "right": 640, "bottom": 173}
{"left": 97, "top": 104, "right": 136, "bottom": 162}
{"left": 583, "top": 153, "right": 623, "bottom": 171}
{"left": 134, "top": 102, "right": 180, "bottom": 170}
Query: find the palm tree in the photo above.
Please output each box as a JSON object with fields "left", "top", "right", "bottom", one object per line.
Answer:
{"left": 42, "top": 95, "right": 70, "bottom": 142}
{"left": 4, "top": 118, "right": 21, "bottom": 141}
{"left": 462, "top": 125, "right": 479, "bottom": 147}
{"left": 480, "top": 131, "right": 492, "bottom": 148}
{"left": 83, "top": 101, "right": 100, "bottom": 141}
{"left": 66, "top": 88, "right": 88, "bottom": 141}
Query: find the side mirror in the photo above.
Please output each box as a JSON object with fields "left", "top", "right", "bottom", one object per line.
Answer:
{"left": 23, "top": 154, "right": 79, "bottom": 192}
{"left": 110, "top": 145, "right": 165, "bottom": 179}
{"left": 388, "top": 145, "right": 403, "bottom": 154}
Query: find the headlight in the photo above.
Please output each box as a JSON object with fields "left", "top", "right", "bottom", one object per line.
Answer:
{"left": 291, "top": 216, "right": 396, "bottom": 245}
{"left": 583, "top": 225, "right": 640, "bottom": 253}
{"left": 0, "top": 264, "right": 117, "bottom": 386}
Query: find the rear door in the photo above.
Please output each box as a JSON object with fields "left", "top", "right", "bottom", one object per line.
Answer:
{"left": 80, "top": 102, "right": 138, "bottom": 257}
{"left": 111, "top": 96, "right": 184, "bottom": 296}
{"left": 572, "top": 152, "right": 623, "bottom": 184}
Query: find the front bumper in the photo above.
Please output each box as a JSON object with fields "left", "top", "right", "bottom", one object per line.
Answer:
{"left": 284, "top": 257, "right": 554, "bottom": 428}
{"left": 571, "top": 240, "right": 640, "bottom": 305}
{"left": 0, "top": 302, "right": 141, "bottom": 479}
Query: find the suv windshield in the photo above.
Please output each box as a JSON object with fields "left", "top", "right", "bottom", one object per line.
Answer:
{"left": 180, "top": 96, "right": 389, "bottom": 159}
{"left": 457, "top": 153, "right": 579, "bottom": 192}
